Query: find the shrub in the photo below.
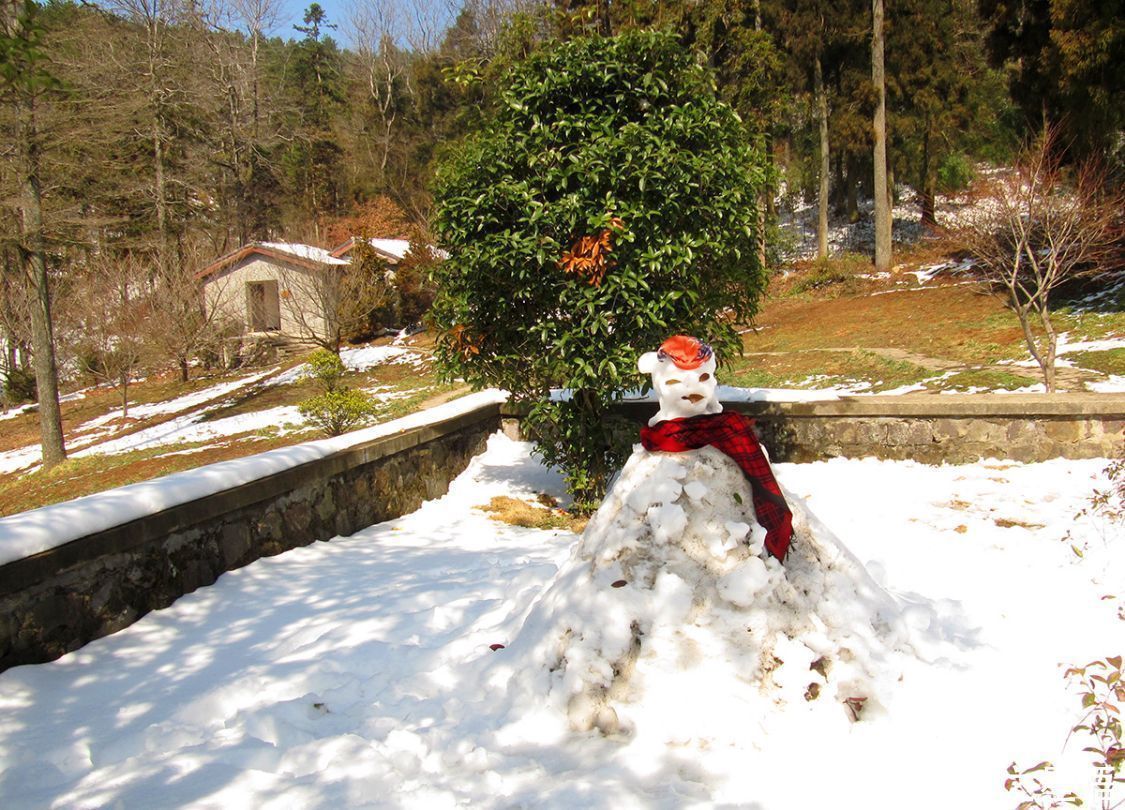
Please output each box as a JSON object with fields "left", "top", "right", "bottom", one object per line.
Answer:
{"left": 431, "top": 31, "right": 769, "bottom": 511}
{"left": 936, "top": 152, "right": 975, "bottom": 195}
{"left": 304, "top": 346, "right": 348, "bottom": 392}
{"left": 298, "top": 389, "right": 379, "bottom": 437}
{"left": 1, "top": 367, "right": 36, "bottom": 405}
{"left": 297, "top": 349, "right": 378, "bottom": 436}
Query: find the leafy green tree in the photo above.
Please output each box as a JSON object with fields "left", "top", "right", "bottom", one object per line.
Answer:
{"left": 431, "top": 31, "right": 769, "bottom": 511}
{"left": 888, "top": 0, "right": 992, "bottom": 226}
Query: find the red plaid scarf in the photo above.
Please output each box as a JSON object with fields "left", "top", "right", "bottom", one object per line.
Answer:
{"left": 640, "top": 411, "right": 793, "bottom": 561}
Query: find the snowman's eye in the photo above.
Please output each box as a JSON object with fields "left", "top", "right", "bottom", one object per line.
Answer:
{"left": 699, "top": 373, "right": 710, "bottom": 382}
{"left": 665, "top": 378, "right": 681, "bottom": 385}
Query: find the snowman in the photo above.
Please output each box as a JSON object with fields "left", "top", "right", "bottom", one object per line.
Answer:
{"left": 636, "top": 334, "right": 793, "bottom": 561}
{"left": 497, "top": 335, "right": 910, "bottom": 737}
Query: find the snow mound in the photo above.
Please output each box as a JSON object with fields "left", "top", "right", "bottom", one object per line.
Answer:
{"left": 497, "top": 445, "right": 929, "bottom": 740}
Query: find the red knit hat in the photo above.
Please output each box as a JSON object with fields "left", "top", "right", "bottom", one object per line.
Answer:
{"left": 656, "top": 335, "right": 713, "bottom": 370}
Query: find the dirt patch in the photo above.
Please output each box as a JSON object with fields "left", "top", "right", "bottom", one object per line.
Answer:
{"left": 993, "top": 517, "right": 1046, "bottom": 530}
{"left": 479, "top": 495, "right": 588, "bottom": 534}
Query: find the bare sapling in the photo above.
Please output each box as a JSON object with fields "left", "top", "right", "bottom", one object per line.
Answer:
{"left": 955, "top": 132, "right": 1123, "bottom": 392}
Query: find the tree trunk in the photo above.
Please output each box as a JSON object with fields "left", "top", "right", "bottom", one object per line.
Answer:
{"left": 1038, "top": 303, "right": 1058, "bottom": 393}
{"left": 872, "top": 0, "right": 892, "bottom": 271}
{"left": 596, "top": 0, "right": 611, "bottom": 36}
{"left": 846, "top": 153, "right": 860, "bottom": 223}
{"left": 121, "top": 372, "right": 130, "bottom": 419}
{"left": 920, "top": 129, "right": 936, "bottom": 229}
{"left": 814, "top": 52, "right": 830, "bottom": 260}
{"left": 18, "top": 94, "right": 67, "bottom": 467}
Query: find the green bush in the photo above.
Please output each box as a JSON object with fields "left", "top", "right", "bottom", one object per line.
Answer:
{"left": 937, "top": 152, "right": 975, "bottom": 194}
{"left": 1, "top": 367, "right": 36, "bottom": 405}
{"left": 298, "top": 389, "right": 379, "bottom": 437}
{"left": 431, "top": 31, "right": 769, "bottom": 511}
{"left": 298, "top": 348, "right": 377, "bottom": 436}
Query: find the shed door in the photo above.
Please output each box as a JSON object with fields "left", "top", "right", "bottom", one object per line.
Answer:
{"left": 247, "top": 281, "right": 281, "bottom": 331}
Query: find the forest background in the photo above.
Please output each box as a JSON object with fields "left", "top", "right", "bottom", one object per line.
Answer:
{"left": 1, "top": 0, "right": 1121, "bottom": 467}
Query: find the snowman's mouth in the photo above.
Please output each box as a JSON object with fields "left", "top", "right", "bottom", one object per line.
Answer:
{"left": 683, "top": 394, "right": 705, "bottom": 404}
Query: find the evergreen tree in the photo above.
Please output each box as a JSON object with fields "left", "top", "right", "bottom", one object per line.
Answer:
{"left": 980, "top": 0, "right": 1123, "bottom": 159}
{"left": 283, "top": 3, "right": 344, "bottom": 239}
{"left": 0, "top": 0, "right": 66, "bottom": 466}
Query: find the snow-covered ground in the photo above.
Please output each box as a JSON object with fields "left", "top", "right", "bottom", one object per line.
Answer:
{"left": 0, "top": 434, "right": 1119, "bottom": 809}
{"left": 0, "top": 345, "right": 431, "bottom": 477}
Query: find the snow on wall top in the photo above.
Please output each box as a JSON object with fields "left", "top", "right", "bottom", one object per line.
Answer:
{"left": 0, "top": 390, "right": 509, "bottom": 567}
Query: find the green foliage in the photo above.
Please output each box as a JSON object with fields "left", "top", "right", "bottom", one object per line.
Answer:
{"left": 937, "top": 153, "right": 975, "bottom": 194}
{"left": 431, "top": 31, "right": 769, "bottom": 510}
{"left": 304, "top": 348, "right": 347, "bottom": 391}
{"left": 1006, "top": 655, "right": 1124, "bottom": 808}
{"left": 298, "top": 388, "right": 379, "bottom": 437}
{"left": 980, "top": 0, "right": 1124, "bottom": 160}
{"left": 297, "top": 348, "right": 377, "bottom": 436}
{"left": 1, "top": 366, "right": 36, "bottom": 405}
{"left": 0, "top": 0, "right": 63, "bottom": 97}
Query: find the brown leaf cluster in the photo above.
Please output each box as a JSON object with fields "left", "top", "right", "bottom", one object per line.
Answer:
{"left": 557, "top": 217, "right": 625, "bottom": 287}
{"left": 446, "top": 323, "right": 481, "bottom": 361}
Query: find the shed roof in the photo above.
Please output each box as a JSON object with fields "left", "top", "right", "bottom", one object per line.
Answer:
{"left": 196, "top": 241, "right": 349, "bottom": 281}
{"left": 328, "top": 237, "right": 412, "bottom": 262}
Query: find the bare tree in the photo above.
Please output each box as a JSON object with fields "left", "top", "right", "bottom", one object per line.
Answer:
{"left": 278, "top": 250, "right": 395, "bottom": 352}
{"left": 146, "top": 242, "right": 239, "bottom": 381}
{"left": 105, "top": 0, "right": 189, "bottom": 274}
{"left": 0, "top": 244, "right": 33, "bottom": 408}
{"left": 348, "top": 0, "right": 413, "bottom": 183}
{"left": 68, "top": 253, "right": 151, "bottom": 418}
{"left": 229, "top": 0, "right": 280, "bottom": 139}
{"left": 955, "top": 133, "right": 1123, "bottom": 392}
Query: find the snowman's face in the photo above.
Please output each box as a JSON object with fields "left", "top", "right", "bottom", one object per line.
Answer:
{"left": 638, "top": 340, "right": 722, "bottom": 424}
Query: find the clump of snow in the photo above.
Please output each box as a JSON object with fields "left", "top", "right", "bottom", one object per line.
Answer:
{"left": 1088, "top": 376, "right": 1125, "bottom": 393}
{"left": 1055, "top": 335, "right": 1125, "bottom": 355}
{"left": 70, "top": 405, "right": 307, "bottom": 459}
{"left": 74, "top": 370, "right": 277, "bottom": 440}
{"left": 0, "top": 404, "right": 37, "bottom": 422}
{"left": 340, "top": 344, "right": 426, "bottom": 371}
{"left": 498, "top": 444, "right": 934, "bottom": 740}
{"left": 364, "top": 238, "right": 412, "bottom": 260}
{"left": 270, "top": 345, "right": 428, "bottom": 387}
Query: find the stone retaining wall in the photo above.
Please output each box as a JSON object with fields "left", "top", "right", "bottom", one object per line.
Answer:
{"left": 507, "top": 393, "right": 1125, "bottom": 464}
{"left": 729, "top": 394, "right": 1122, "bottom": 464}
{"left": 0, "top": 405, "right": 501, "bottom": 672}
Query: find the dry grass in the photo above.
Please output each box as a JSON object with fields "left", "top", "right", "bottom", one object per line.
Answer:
{"left": 479, "top": 495, "right": 588, "bottom": 533}
{"left": 745, "top": 282, "right": 1026, "bottom": 362}
{"left": 725, "top": 349, "right": 933, "bottom": 392}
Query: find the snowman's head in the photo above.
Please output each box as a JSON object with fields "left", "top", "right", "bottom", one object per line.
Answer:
{"left": 638, "top": 335, "right": 722, "bottom": 426}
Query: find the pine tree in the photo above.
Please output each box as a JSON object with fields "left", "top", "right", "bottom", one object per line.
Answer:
{"left": 0, "top": 0, "right": 66, "bottom": 466}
